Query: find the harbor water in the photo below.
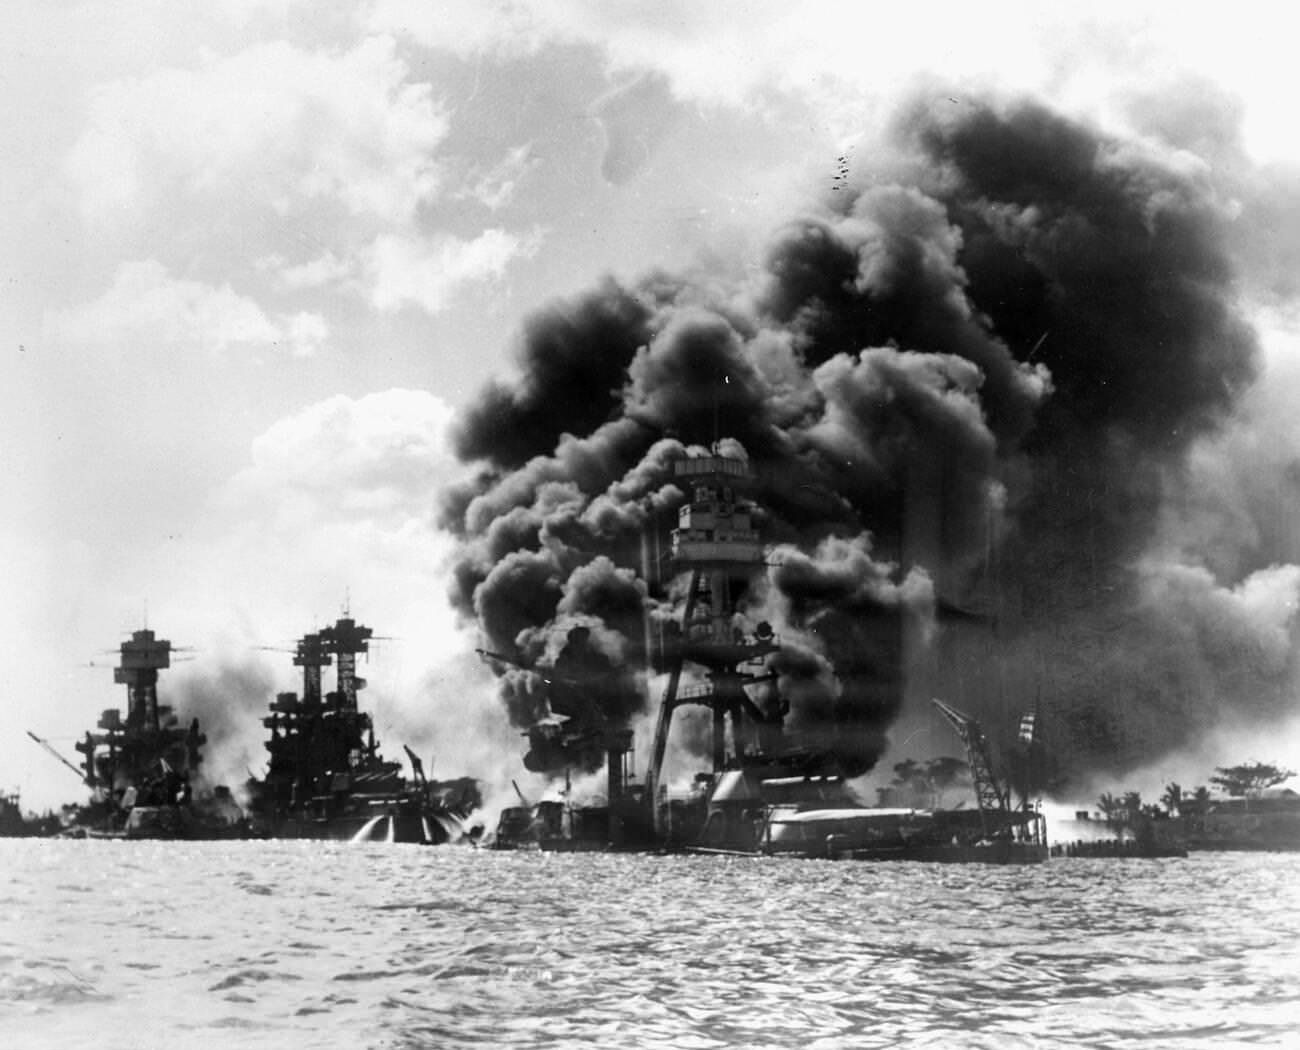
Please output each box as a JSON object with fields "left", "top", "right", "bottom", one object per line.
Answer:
{"left": 2, "top": 841, "right": 1298, "bottom": 1049}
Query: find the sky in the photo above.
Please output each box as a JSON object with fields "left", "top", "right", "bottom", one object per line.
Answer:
{"left": 4, "top": 2, "right": 1300, "bottom": 815}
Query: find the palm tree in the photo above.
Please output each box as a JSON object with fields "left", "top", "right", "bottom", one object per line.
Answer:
{"left": 1097, "top": 792, "right": 1122, "bottom": 827}
{"left": 1160, "top": 782, "right": 1182, "bottom": 818}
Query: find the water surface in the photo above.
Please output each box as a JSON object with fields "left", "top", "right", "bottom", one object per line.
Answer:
{"left": 2, "top": 841, "right": 1296, "bottom": 1049}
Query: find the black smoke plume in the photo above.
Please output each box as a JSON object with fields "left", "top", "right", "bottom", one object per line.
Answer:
{"left": 442, "top": 92, "right": 1276, "bottom": 787}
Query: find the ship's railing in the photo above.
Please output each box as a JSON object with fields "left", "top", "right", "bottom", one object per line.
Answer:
{"left": 674, "top": 682, "right": 717, "bottom": 704}
{"left": 672, "top": 539, "right": 765, "bottom": 563}
{"left": 674, "top": 456, "right": 750, "bottom": 480}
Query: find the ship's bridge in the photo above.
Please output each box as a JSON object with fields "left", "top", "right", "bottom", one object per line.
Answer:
{"left": 671, "top": 454, "right": 763, "bottom": 566}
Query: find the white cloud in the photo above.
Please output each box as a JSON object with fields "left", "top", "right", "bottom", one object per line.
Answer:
{"left": 459, "top": 144, "right": 538, "bottom": 211}
{"left": 365, "top": 0, "right": 553, "bottom": 58}
{"left": 192, "top": 389, "right": 473, "bottom": 708}
{"left": 222, "top": 388, "right": 462, "bottom": 522}
{"left": 68, "top": 35, "right": 447, "bottom": 224}
{"left": 281, "top": 311, "right": 330, "bottom": 358}
{"left": 367, "top": 1, "right": 1050, "bottom": 105}
{"left": 257, "top": 250, "right": 356, "bottom": 292}
{"left": 44, "top": 259, "right": 327, "bottom": 358}
{"left": 365, "top": 227, "right": 542, "bottom": 314}
{"left": 369, "top": 1, "right": 1300, "bottom": 164}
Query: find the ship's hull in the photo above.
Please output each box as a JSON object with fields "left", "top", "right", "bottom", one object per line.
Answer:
{"left": 257, "top": 795, "right": 462, "bottom": 844}
{"left": 757, "top": 805, "right": 1050, "bottom": 864}
{"left": 121, "top": 805, "right": 249, "bottom": 841}
{"left": 832, "top": 841, "right": 1049, "bottom": 864}
{"left": 684, "top": 840, "right": 1048, "bottom": 864}
{"left": 1054, "top": 841, "right": 1188, "bottom": 859}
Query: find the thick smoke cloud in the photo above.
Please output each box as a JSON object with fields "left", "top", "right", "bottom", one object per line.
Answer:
{"left": 168, "top": 659, "right": 277, "bottom": 797}
{"left": 443, "top": 92, "right": 1281, "bottom": 788}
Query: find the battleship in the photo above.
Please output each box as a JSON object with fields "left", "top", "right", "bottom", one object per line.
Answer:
{"left": 31, "top": 628, "right": 246, "bottom": 839}
{"left": 485, "top": 445, "right": 1048, "bottom": 862}
{"left": 245, "top": 615, "right": 480, "bottom": 844}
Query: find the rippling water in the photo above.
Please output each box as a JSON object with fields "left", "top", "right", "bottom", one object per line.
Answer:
{"left": 2, "top": 841, "right": 1298, "bottom": 1049}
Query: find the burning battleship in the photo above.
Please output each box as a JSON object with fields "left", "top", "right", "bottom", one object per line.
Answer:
{"left": 439, "top": 92, "right": 1287, "bottom": 862}
{"left": 35, "top": 628, "right": 245, "bottom": 839}
{"left": 245, "top": 615, "right": 480, "bottom": 844}
{"left": 480, "top": 444, "right": 1046, "bottom": 862}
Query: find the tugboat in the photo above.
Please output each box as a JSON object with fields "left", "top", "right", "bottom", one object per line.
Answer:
{"left": 246, "top": 615, "right": 480, "bottom": 843}
{"left": 49, "top": 629, "right": 245, "bottom": 839}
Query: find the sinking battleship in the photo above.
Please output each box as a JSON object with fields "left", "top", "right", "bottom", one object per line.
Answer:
{"left": 487, "top": 445, "right": 1047, "bottom": 862}
{"left": 37, "top": 628, "right": 245, "bottom": 839}
{"left": 245, "top": 615, "right": 480, "bottom": 843}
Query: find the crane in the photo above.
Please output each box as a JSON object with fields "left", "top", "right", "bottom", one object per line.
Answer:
{"left": 931, "top": 699, "right": 1013, "bottom": 840}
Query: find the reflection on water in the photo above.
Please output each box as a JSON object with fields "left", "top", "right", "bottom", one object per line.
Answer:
{"left": 1, "top": 841, "right": 1298, "bottom": 1049}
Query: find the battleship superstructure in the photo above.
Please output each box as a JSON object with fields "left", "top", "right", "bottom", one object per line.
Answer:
{"left": 57, "top": 629, "right": 243, "bottom": 838}
{"left": 247, "top": 615, "right": 480, "bottom": 843}
{"left": 645, "top": 448, "right": 803, "bottom": 847}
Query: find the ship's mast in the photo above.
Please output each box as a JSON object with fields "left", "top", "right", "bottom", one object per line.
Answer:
{"left": 293, "top": 631, "right": 331, "bottom": 708}
{"left": 645, "top": 448, "right": 780, "bottom": 829}
{"left": 321, "top": 617, "right": 372, "bottom": 713}
{"left": 73, "top": 627, "right": 204, "bottom": 801}
{"left": 114, "top": 629, "right": 172, "bottom": 733}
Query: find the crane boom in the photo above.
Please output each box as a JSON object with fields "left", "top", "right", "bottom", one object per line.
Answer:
{"left": 26, "top": 730, "right": 86, "bottom": 781}
{"left": 931, "top": 700, "right": 1011, "bottom": 837}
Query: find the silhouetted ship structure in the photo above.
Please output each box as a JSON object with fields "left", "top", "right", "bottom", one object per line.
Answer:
{"left": 47, "top": 629, "right": 244, "bottom": 839}
{"left": 488, "top": 445, "right": 1048, "bottom": 863}
{"left": 247, "top": 616, "right": 480, "bottom": 844}
{"left": 0, "top": 790, "right": 59, "bottom": 838}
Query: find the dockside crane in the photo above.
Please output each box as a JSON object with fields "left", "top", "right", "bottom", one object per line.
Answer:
{"left": 931, "top": 698, "right": 1014, "bottom": 840}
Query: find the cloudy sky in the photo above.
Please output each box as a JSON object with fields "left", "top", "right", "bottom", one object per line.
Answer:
{"left": 4, "top": 2, "right": 1298, "bottom": 812}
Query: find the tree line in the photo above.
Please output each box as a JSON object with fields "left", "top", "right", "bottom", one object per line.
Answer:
{"left": 1097, "top": 761, "right": 1295, "bottom": 825}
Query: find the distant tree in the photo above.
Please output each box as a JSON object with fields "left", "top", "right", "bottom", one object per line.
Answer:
{"left": 1180, "top": 790, "right": 1216, "bottom": 836}
{"left": 886, "top": 758, "right": 930, "bottom": 807}
{"left": 1160, "top": 782, "right": 1182, "bottom": 817}
{"left": 1181, "top": 785, "right": 1212, "bottom": 834}
{"left": 1097, "top": 792, "right": 1123, "bottom": 826}
{"left": 891, "top": 759, "right": 925, "bottom": 788}
{"left": 924, "top": 756, "right": 970, "bottom": 793}
{"left": 1210, "top": 763, "right": 1296, "bottom": 799}
{"left": 1121, "top": 791, "right": 1143, "bottom": 823}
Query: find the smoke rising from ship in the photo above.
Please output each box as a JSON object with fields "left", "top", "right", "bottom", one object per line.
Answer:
{"left": 441, "top": 91, "right": 1293, "bottom": 788}
{"left": 168, "top": 660, "right": 277, "bottom": 797}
